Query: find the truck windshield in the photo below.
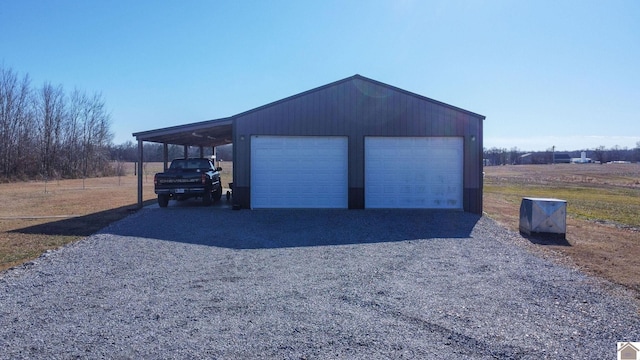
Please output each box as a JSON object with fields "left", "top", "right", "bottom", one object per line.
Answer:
{"left": 170, "top": 160, "right": 209, "bottom": 170}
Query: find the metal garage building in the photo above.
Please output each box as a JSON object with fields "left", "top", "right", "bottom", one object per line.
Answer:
{"left": 133, "top": 75, "right": 485, "bottom": 213}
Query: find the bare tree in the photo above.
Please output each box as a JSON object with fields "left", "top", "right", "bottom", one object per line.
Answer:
{"left": 593, "top": 146, "right": 606, "bottom": 164}
{"left": 0, "top": 67, "right": 32, "bottom": 179}
{"left": 61, "top": 88, "right": 86, "bottom": 177}
{"left": 35, "top": 82, "right": 66, "bottom": 180}
{"left": 508, "top": 147, "right": 521, "bottom": 165}
{"left": 79, "top": 92, "right": 113, "bottom": 177}
{"left": 0, "top": 65, "right": 115, "bottom": 181}
{"left": 487, "top": 148, "right": 507, "bottom": 165}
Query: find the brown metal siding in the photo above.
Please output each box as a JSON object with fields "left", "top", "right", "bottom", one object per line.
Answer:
{"left": 233, "top": 76, "right": 484, "bottom": 213}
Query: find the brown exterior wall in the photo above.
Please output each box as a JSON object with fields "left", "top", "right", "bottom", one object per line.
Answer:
{"left": 231, "top": 76, "right": 484, "bottom": 213}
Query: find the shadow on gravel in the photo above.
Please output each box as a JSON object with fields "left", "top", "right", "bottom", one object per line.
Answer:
{"left": 9, "top": 200, "right": 156, "bottom": 237}
{"left": 521, "top": 233, "right": 571, "bottom": 246}
{"left": 105, "top": 208, "right": 482, "bottom": 249}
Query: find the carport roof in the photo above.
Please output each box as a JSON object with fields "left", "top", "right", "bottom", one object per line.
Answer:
{"left": 132, "top": 117, "right": 233, "bottom": 148}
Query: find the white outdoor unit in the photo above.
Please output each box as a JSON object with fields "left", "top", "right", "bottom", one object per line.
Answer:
{"left": 519, "top": 197, "right": 567, "bottom": 238}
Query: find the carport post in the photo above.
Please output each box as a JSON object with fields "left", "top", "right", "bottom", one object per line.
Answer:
{"left": 137, "top": 139, "right": 144, "bottom": 208}
{"left": 199, "top": 146, "right": 204, "bottom": 158}
{"left": 183, "top": 145, "right": 188, "bottom": 159}
{"left": 163, "top": 143, "right": 168, "bottom": 171}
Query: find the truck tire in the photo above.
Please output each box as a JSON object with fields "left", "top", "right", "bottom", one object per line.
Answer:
{"left": 214, "top": 186, "right": 222, "bottom": 202}
{"left": 202, "top": 190, "right": 213, "bottom": 206}
{"left": 158, "top": 194, "right": 169, "bottom": 208}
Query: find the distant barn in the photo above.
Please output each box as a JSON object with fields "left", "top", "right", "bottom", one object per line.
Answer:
{"left": 520, "top": 153, "right": 533, "bottom": 165}
{"left": 553, "top": 153, "right": 571, "bottom": 164}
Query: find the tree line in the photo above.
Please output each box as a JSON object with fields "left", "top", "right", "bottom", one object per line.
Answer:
{"left": 484, "top": 144, "right": 640, "bottom": 166}
{"left": 0, "top": 66, "right": 113, "bottom": 181}
{"left": 109, "top": 142, "right": 233, "bottom": 163}
{"left": 3, "top": 65, "right": 637, "bottom": 181}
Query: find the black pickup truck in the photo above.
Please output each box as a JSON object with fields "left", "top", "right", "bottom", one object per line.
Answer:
{"left": 154, "top": 158, "right": 223, "bottom": 207}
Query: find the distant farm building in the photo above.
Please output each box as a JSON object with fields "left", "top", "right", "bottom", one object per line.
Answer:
{"left": 520, "top": 153, "right": 533, "bottom": 165}
{"left": 553, "top": 153, "right": 571, "bottom": 164}
{"left": 571, "top": 151, "right": 592, "bottom": 163}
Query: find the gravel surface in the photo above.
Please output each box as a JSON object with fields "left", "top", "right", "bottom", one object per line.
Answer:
{"left": 1, "top": 205, "right": 639, "bottom": 359}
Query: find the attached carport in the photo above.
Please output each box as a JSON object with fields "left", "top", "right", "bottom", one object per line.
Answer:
{"left": 133, "top": 74, "right": 485, "bottom": 213}
{"left": 132, "top": 117, "right": 233, "bottom": 208}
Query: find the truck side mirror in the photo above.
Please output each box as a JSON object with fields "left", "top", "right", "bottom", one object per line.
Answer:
{"left": 216, "top": 167, "right": 223, "bottom": 172}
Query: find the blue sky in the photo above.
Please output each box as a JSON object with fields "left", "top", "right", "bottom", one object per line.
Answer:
{"left": 1, "top": 0, "right": 638, "bottom": 151}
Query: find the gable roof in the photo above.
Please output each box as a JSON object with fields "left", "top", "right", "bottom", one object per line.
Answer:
{"left": 132, "top": 74, "right": 485, "bottom": 147}
{"left": 554, "top": 153, "right": 572, "bottom": 160}
{"left": 620, "top": 342, "right": 640, "bottom": 352}
{"left": 233, "top": 74, "right": 485, "bottom": 121}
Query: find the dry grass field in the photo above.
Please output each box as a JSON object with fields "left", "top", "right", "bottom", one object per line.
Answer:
{"left": 484, "top": 163, "right": 640, "bottom": 299}
{"left": 0, "top": 162, "right": 233, "bottom": 271}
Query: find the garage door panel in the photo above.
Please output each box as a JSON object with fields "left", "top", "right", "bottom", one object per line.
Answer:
{"left": 365, "top": 137, "right": 463, "bottom": 209}
{"left": 251, "top": 136, "right": 348, "bottom": 209}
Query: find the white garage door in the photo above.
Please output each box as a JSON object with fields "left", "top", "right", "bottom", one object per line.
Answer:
{"left": 365, "top": 137, "right": 463, "bottom": 209}
{"left": 251, "top": 136, "right": 348, "bottom": 209}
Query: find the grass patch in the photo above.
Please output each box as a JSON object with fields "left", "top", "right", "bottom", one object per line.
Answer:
{"left": 0, "top": 161, "right": 234, "bottom": 272}
{"left": 484, "top": 183, "right": 640, "bottom": 227}
{"left": 483, "top": 164, "right": 640, "bottom": 299}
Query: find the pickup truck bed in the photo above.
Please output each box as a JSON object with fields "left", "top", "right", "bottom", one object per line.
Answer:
{"left": 154, "top": 158, "right": 222, "bottom": 207}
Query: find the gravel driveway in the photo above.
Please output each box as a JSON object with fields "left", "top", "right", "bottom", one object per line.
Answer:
{"left": 1, "top": 204, "right": 639, "bottom": 359}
